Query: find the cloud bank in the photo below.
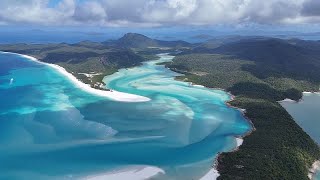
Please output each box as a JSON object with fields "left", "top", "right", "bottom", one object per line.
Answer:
{"left": 0, "top": 0, "right": 319, "bottom": 27}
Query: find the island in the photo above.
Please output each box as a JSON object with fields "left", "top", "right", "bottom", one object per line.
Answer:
{"left": 1, "top": 33, "right": 319, "bottom": 179}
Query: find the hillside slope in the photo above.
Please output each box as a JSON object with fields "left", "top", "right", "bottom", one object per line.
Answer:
{"left": 106, "top": 33, "right": 191, "bottom": 49}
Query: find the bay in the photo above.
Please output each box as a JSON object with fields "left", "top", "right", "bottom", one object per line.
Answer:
{"left": 0, "top": 52, "right": 251, "bottom": 179}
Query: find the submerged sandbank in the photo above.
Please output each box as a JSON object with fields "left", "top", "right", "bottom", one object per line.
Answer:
{"left": 1, "top": 52, "right": 150, "bottom": 102}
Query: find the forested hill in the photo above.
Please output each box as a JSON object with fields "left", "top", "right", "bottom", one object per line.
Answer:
{"left": 185, "top": 38, "right": 320, "bottom": 85}
{"left": 211, "top": 38, "right": 320, "bottom": 65}
{"left": 105, "top": 33, "right": 192, "bottom": 49}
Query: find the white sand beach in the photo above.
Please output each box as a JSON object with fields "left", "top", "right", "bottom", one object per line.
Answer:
{"left": 279, "top": 98, "right": 296, "bottom": 103}
{"left": 303, "top": 91, "right": 320, "bottom": 95}
{"left": 200, "top": 168, "right": 220, "bottom": 180}
{"left": 2, "top": 52, "right": 150, "bottom": 102}
{"left": 236, "top": 137, "right": 244, "bottom": 147}
{"left": 83, "top": 166, "right": 165, "bottom": 180}
{"left": 78, "top": 72, "right": 102, "bottom": 78}
{"left": 308, "top": 160, "right": 320, "bottom": 179}
{"left": 200, "top": 136, "right": 244, "bottom": 180}
{"left": 193, "top": 84, "right": 205, "bottom": 88}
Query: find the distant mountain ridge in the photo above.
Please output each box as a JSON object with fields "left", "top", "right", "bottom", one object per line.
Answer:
{"left": 105, "top": 33, "right": 191, "bottom": 49}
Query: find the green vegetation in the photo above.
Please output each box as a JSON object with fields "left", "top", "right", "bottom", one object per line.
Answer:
{"left": 166, "top": 52, "right": 320, "bottom": 179}
{"left": 136, "top": 50, "right": 162, "bottom": 61}
{"left": 91, "top": 70, "right": 117, "bottom": 84}
{"left": 167, "top": 54, "right": 262, "bottom": 89}
{"left": 188, "top": 38, "right": 320, "bottom": 92}
{"left": 218, "top": 97, "right": 320, "bottom": 180}
{"left": 165, "top": 53, "right": 319, "bottom": 100}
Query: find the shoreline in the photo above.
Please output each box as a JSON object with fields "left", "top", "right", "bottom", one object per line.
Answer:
{"left": 160, "top": 57, "right": 253, "bottom": 180}
{"left": 278, "top": 92, "right": 320, "bottom": 104}
{"left": 279, "top": 91, "right": 320, "bottom": 180}
{"left": 82, "top": 165, "right": 165, "bottom": 180}
{"left": 200, "top": 137, "right": 245, "bottom": 180}
{"left": 279, "top": 98, "right": 297, "bottom": 103}
{"left": 303, "top": 91, "right": 320, "bottom": 95}
{"left": 164, "top": 55, "right": 319, "bottom": 179}
{"left": 280, "top": 91, "right": 320, "bottom": 180}
{"left": 176, "top": 74, "right": 255, "bottom": 180}
{"left": 309, "top": 160, "right": 320, "bottom": 179}
{"left": 1, "top": 51, "right": 150, "bottom": 102}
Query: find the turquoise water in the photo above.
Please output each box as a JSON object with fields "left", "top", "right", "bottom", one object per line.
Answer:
{"left": 0, "top": 52, "right": 251, "bottom": 179}
{"left": 315, "top": 170, "right": 320, "bottom": 180}
{"left": 280, "top": 93, "right": 320, "bottom": 180}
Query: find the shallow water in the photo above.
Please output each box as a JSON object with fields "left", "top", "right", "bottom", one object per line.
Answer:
{"left": 0, "top": 52, "right": 251, "bottom": 179}
{"left": 315, "top": 170, "right": 320, "bottom": 180}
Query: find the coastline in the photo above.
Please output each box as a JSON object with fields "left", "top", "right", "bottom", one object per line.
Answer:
{"left": 200, "top": 137, "right": 246, "bottom": 180}
{"left": 82, "top": 166, "right": 165, "bottom": 180}
{"left": 278, "top": 92, "right": 320, "bottom": 104}
{"left": 200, "top": 167, "right": 220, "bottom": 180}
{"left": 159, "top": 58, "right": 254, "bottom": 180}
{"left": 279, "top": 92, "right": 320, "bottom": 180}
{"left": 221, "top": 90, "right": 320, "bottom": 179}
{"left": 309, "top": 160, "right": 320, "bottom": 179}
{"left": 279, "top": 98, "right": 297, "bottom": 103}
{"left": 1, "top": 51, "right": 150, "bottom": 102}
{"left": 303, "top": 91, "right": 320, "bottom": 95}
{"left": 188, "top": 80, "right": 255, "bottom": 179}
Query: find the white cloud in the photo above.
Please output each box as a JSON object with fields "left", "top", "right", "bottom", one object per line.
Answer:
{"left": 0, "top": 0, "right": 75, "bottom": 25}
{"left": 142, "top": 0, "right": 198, "bottom": 22}
{"left": 0, "top": 0, "right": 319, "bottom": 27}
{"left": 73, "top": 1, "right": 107, "bottom": 24}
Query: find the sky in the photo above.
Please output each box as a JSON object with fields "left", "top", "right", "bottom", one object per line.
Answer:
{"left": 0, "top": 0, "right": 319, "bottom": 29}
{"left": 0, "top": 0, "right": 319, "bottom": 44}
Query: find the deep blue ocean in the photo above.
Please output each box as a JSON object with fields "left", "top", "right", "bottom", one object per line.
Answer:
{"left": 0, "top": 52, "right": 251, "bottom": 179}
